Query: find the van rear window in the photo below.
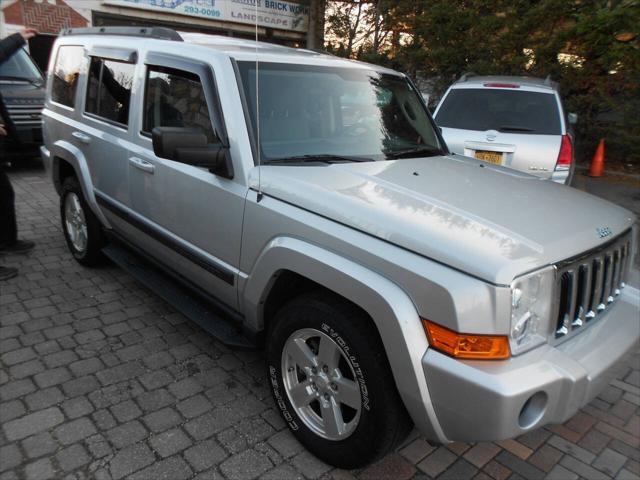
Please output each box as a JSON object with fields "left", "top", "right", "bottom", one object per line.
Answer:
{"left": 435, "top": 88, "right": 561, "bottom": 135}
{"left": 51, "top": 46, "right": 84, "bottom": 108}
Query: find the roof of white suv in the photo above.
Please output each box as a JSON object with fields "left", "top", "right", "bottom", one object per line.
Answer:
{"left": 453, "top": 75, "right": 559, "bottom": 91}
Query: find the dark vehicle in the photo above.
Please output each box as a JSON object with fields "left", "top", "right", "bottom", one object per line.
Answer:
{"left": 0, "top": 47, "right": 45, "bottom": 161}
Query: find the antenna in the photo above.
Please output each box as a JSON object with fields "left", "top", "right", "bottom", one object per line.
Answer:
{"left": 255, "top": 0, "right": 263, "bottom": 202}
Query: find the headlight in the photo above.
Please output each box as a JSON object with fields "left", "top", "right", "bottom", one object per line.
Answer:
{"left": 510, "top": 266, "right": 555, "bottom": 355}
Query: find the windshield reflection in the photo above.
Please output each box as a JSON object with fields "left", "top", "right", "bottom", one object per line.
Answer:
{"left": 237, "top": 62, "right": 444, "bottom": 163}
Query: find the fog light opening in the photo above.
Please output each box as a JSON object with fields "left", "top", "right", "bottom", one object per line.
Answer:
{"left": 518, "top": 391, "right": 547, "bottom": 429}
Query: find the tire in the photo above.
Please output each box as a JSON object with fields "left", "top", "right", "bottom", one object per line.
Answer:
{"left": 60, "top": 176, "right": 105, "bottom": 266}
{"left": 266, "top": 291, "right": 412, "bottom": 468}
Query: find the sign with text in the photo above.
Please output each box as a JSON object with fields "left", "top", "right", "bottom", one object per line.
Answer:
{"left": 104, "top": 0, "right": 309, "bottom": 32}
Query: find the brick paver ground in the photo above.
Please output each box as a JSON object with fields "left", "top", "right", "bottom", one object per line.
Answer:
{"left": 1, "top": 165, "right": 639, "bottom": 480}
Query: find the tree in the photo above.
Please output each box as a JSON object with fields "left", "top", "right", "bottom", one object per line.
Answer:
{"left": 324, "top": 0, "right": 640, "bottom": 164}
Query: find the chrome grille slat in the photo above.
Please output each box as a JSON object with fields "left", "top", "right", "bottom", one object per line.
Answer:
{"left": 553, "top": 231, "right": 632, "bottom": 341}
{"left": 6, "top": 105, "right": 43, "bottom": 126}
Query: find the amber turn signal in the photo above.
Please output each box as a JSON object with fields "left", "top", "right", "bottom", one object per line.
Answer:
{"left": 422, "top": 320, "right": 510, "bottom": 360}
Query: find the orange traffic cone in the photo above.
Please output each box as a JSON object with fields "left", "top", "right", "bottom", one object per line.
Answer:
{"left": 588, "top": 139, "right": 605, "bottom": 177}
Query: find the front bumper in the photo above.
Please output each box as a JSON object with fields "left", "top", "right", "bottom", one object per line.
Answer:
{"left": 423, "top": 282, "right": 639, "bottom": 442}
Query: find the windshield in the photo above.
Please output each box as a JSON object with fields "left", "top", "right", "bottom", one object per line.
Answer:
{"left": 0, "top": 48, "right": 43, "bottom": 83}
{"left": 237, "top": 62, "right": 444, "bottom": 162}
{"left": 435, "top": 88, "right": 561, "bottom": 135}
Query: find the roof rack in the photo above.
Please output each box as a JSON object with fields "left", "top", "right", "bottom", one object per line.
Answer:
{"left": 459, "top": 71, "right": 477, "bottom": 82}
{"left": 60, "top": 27, "right": 183, "bottom": 42}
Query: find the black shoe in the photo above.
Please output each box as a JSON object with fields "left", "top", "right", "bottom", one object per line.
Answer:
{"left": 0, "top": 266, "right": 18, "bottom": 280}
{"left": 0, "top": 240, "right": 35, "bottom": 254}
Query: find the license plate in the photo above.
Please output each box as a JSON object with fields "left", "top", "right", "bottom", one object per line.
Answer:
{"left": 474, "top": 150, "right": 503, "bottom": 165}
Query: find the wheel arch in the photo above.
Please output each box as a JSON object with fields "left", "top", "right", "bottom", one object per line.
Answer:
{"left": 241, "top": 236, "right": 448, "bottom": 443}
{"left": 50, "top": 141, "right": 110, "bottom": 228}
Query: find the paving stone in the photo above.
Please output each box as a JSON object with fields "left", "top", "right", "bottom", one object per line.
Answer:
{"left": 86, "top": 433, "right": 112, "bottom": 458}
{"left": 33, "top": 367, "right": 71, "bottom": 389}
{"left": 0, "top": 444, "right": 22, "bottom": 473}
{"left": 69, "top": 357, "right": 104, "bottom": 377}
{"left": 220, "top": 449, "right": 273, "bottom": 480}
{"left": 545, "top": 464, "right": 579, "bottom": 480}
{"left": 149, "top": 428, "right": 193, "bottom": 458}
{"left": 1, "top": 347, "right": 37, "bottom": 366}
{"left": 110, "top": 399, "right": 142, "bottom": 423}
{"left": 21, "top": 431, "right": 57, "bottom": 458}
{"left": 107, "top": 420, "right": 148, "bottom": 449}
{"left": 494, "top": 451, "right": 544, "bottom": 480}
{"left": 43, "top": 350, "right": 78, "bottom": 369}
{"left": 8, "top": 359, "right": 44, "bottom": 379}
{"left": 464, "top": 443, "right": 501, "bottom": 468}
{"left": 142, "top": 406, "right": 182, "bottom": 433}
{"left": 527, "top": 444, "right": 562, "bottom": 473}
{"left": 578, "top": 428, "right": 611, "bottom": 454}
{"left": 592, "top": 447, "right": 628, "bottom": 476}
{"left": 399, "top": 438, "right": 436, "bottom": 464}
{"left": 108, "top": 443, "right": 155, "bottom": 480}
{"left": 560, "top": 455, "right": 609, "bottom": 480}
{"left": 135, "top": 388, "right": 175, "bottom": 412}
{"left": 56, "top": 443, "right": 90, "bottom": 472}
{"left": 260, "top": 464, "right": 304, "bottom": 480}
{"left": 128, "top": 455, "right": 193, "bottom": 480}
{"left": 25, "top": 386, "right": 64, "bottom": 411}
{"left": 267, "top": 429, "right": 304, "bottom": 459}
{"left": 177, "top": 394, "right": 212, "bottom": 419}
{"left": 184, "top": 439, "right": 228, "bottom": 472}
{"left": 0, "top": 378, "right": 36, "bottom": 401}
{"left": 359, "top": 453, "right": 416, "bottom": 480}
{"left": 139, "top": 369, "right": 173, "bottom": 390}
{"left": 547, "top": 435, "right": 596, "bottom": 463}
{"left": 0, "top": 400, "right": 26, "bottom": 423}
{"left": 62, "top": 375, "right": 100, "bottom": 398}
{"left": 3, "top": 407, "right": 64, "bottom": 441}
{"left": 53, "top": 417, "right": 97, "bottom": 445}
{"left": 439, "top": 458, "right": 478, "bottom": 480}
{"left": 417, "top": 446, "right": 458, "bottom": 477}
{"left": 24, "top": 458, "right": 56, "bottom": 480}
{"left": 61, "top": 396, "right": 94, "bottom": 418}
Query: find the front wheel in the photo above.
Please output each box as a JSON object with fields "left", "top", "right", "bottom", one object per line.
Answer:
{"left": 60, "top": 176, "right": 105, "bottom": 266}
{"left": 266, "top": 292, "right": 412, "bottom": 468}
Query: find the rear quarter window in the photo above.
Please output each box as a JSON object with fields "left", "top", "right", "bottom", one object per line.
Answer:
{"left": 51, "top": 45, "right": 84, "bottom": 108}
{"left": 435, "top": 88, "right": 561, "bottom": 135}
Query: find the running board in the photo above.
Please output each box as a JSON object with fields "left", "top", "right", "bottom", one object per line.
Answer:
{"left": 102, "top": 243, "right": 254, "bottom": 349}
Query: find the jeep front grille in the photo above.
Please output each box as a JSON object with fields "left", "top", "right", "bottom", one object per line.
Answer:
{"left": 6, "top": 103, "right": 44, "bottom": 127}
{"left": 554, "top": 231, "right": 632, "bottom": 339}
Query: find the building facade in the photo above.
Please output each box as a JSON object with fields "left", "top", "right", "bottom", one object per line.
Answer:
{"left": 1, "top": 0, "right": 310, "bottom": 70}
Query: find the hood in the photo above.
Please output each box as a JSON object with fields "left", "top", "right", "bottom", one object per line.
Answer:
{"left": 250, "top": 155, "right": 635, "bottom": 285}
{"left": 0, "top": 82, "right": 45, "bottom": 103}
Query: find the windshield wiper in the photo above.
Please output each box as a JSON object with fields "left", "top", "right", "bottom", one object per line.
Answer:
{"left": 0, "top": 75, "right": 42, "bottom": 86}
{"left": 267, "top": 154, "right": 374, "bottom": 164}
{"left": 497, "top": 125, "right": 534, "bottom": 132}
{"left": 385, "top": 146, "right": 444, "bottom": 159}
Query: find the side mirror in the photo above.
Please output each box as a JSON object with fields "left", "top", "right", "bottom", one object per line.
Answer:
{"left": 152, "top": 127, "right": 233, "bottom": 179}
{"left": 568, "top": 113, "right": 578, "bottom": 125}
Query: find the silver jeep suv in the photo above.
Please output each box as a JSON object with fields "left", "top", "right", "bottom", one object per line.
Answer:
{"left": 41, "top": 27, "right": 639, "bottom": 468}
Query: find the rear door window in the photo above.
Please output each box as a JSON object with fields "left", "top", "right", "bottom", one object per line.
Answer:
{"left": 85, "top": 57, "right": 134, "bottom": 126}
{"left": 51, "top": 45, "right": 84, "bottom": 108}
{"left": 435, "top": 88, "right": 561, "bottom": 135}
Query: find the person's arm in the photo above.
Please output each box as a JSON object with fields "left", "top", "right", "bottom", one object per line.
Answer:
{"left": 0, "top": 29, "right": 37, "bottom": 65}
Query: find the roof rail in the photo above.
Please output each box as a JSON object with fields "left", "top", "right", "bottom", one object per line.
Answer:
{"left": 60, "top": 27, "right": 183, "bottom": 42}
{"left": 459, "top": 71, "right": 477, "bottom": 82}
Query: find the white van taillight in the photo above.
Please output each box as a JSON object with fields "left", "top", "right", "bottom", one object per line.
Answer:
{"left": 555, "top": 135, "right": 573, "bottom": 170}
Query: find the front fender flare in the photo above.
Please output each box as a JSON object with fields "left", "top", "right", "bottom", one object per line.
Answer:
{"left": 50, "top": 140, "right": 110, "bottom": 228}
{"left": 241, "top": 236, "right": 449, "bottom": 443}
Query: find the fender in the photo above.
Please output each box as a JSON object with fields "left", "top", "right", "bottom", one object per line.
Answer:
{"left": 241, "top": 236, "right": 449, "bottom": 443}
{"left": 49, "top": 140, "right": 111, "bottom": 229}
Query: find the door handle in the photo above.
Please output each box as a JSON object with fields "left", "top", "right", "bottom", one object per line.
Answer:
{"left": 129, "top": 156, "right": 155, "bottom": 174}
{"left": 71, "top": 131, "right": 91, "bottom": 144}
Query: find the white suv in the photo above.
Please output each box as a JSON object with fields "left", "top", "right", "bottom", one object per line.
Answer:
{"left": 433, "top": 75, "right": 576, "bottom": 184}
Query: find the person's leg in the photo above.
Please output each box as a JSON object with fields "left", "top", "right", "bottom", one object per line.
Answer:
{"left": 0, "top": 168, "right": 17, "bottom": 246}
